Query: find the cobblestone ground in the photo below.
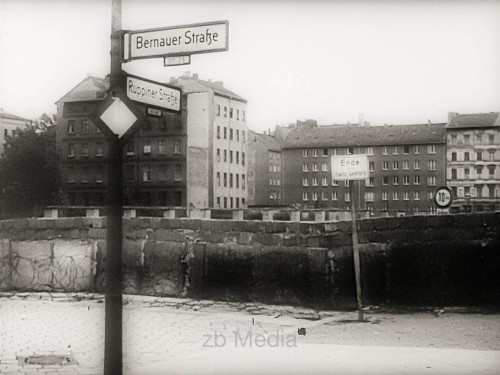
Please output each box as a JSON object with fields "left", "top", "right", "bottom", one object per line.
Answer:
{"left": 1, "top": 293, "right": 499, "bottom": 374}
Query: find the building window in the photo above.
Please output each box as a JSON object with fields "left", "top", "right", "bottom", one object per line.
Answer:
{"left": 489, "top": 152, "right": 495, "bottom": 161}
{"left": 414, "top": 161, "right": 420, "bottom": 170}
{"left": 312, "top": 192, "right": 318, "bottom": 201}
{"left": 217, "top": 148, "right": 220, "bottom": 162}
{"left": 82, "top": 143, "right": 89, "bottom": 158}
{"left": 303, "top": 163, "right": 309, "bottom": 172}
{"left": 428, "top": 160, "right": 436, "bottom": 170}
{"left": 217, "top": 126, "right": 220, "bottom": 139}
{"left": 230, "top": 129, "right": 233, "bottom": 140}
{"left": 217, "top": 105, "right": 221, "bottom": 116}
{"left": 230, "top": 173, "right": 233, "bottom": 188}
{"left": 393, "top": 146, "right": 398, "bottom": 155}
{"left": 224, "top": 127, "right": 227, "bottom": 139}
{"left": 242, "top": 111, "right": 246, "bottom": 121}
{"left": 367, "top": 176, "right": 375, "bottom": 186}
{"left": 230, "top": 151, "right": 233, "bottom": 163}
{"left": 141, "top": 165, "right": 150, "bottom": 182}
{"left": 393, "top": 161, "right": 399, "bottom": 170}
{"left": 217, "top": 172, "right": 221, "bottom": 186}
{"left": 174, "top": 140, "right": 181, "bottom": 154}
{"left": 230, "top": 108, "right": 233, "bottom": 119}
{"left": 365, "top": 191, "right": 374, "bottom": 202}
{"left": 331, "top": 191, "right": 338, "bottom": 200}
{"left": 489, "top": 134, "right": 495, "bottom": 145}
{"left": 382, "top": 192, "right": 388, "bottom": 201}
{"left": 126, "top": 141, "right": 135, "bottom": 156}
{"left": 427, "top": 145, "right": 436, "bottom": 154}
{"left": 242, "top": 152, "right": 245, "bottom": 166}
{"left": 303, "top": 192, "right": 308, "bottom": 201}
{"left": 68, "top": 143, "right": 75, "bottom": 158}
{"left": 451, "top": 152, "right": 457, "bottom": 161}
{"left": 312, "top": 149, "right": 318, "bottom": 157}
{"left": 312, "top": 163, "right": 318, "bottom": 172}
{"left": 322, "top": 192, "right": 328, "bottom": 201}
{"left": 382, "top": 161, "right": 389, "bottom": 170}
{"left": 236, "top": 174, "right": 240, "bottom": 188}
{"left": 464, "top": 152, "right": 470, "bottom": 161}
{"left": 322, "top": 148, "right": 328, "bottom": 157}
{"left": 224, "top": 197, "right": 227, "bottom": 208}
{"left": 403, "top": 161, "right": 409, "bottom": 170}
{"left": 236, "top": 130, "right": 239, "bottom": 142}
{"left": 125, "top": 165, "right": 135, "bottom": 181}
{"left": 403, "top": 175, "right": 410, "bottom": 185}
{"left": 488, "top": 165, "right": 495, "bottom": 176}
{"left": 217, "top": 197, "right": 221, "bottom": 208}
{"left": 414, "top": 176, "right": 420, "bottom": 185}
{"left": 303, "top": 149, "right": 308, "bottom": 157}
{"left": 464, "top": 134, "right": 470, "bottom": 144}
{"left": 68, "top": 120, "right": 75, "bottom": 133}
{"left": 236, "top": 109, "right": 240, "bottom": 120}
{"left": 464, "top": 168, "right": 470, "bottom": 179}
{"left": 224, "top": 106, "right": 227, "bottom": 117}
{"left": 369, "top": 161, "right": 375, "bottom": 171}
{"left": 242, "top": 174, "right": 246, "bottom": 189}
{"left": 413, "top": 191, "right": 420, "bottom": 200}
{"left": 67, "top": 167, "right": 75, "bottom": 184}
{"left": 174, "top": 164, "right": 182, "bottom": 181}
{"left": 322, "top": 177, "right": 328, "bottom": 186}
{"left": 383, "top": 176, "right": 389, "bottom": 185}
{"left": 451, "top": 169, "right": 457, "bottom": 179}
{"left": 393, "top": 176, "right": 399, "bottom": 185}
{"left": 344, "top": 192, "right": 350, "bottom": 202}
{"left": 451, "top": 135, "right": 457, "bottom": 145}
{"left": 392, "top": 191, "right": 399, "bottom": 200}
{"left": 414, "top": 145, "right": 420, "bottom": 154}
{"left": 427, "top": 176, "right": 436, "bottom": 186}
{"left": 81, "top": 167, "right": 89, "bottom": 184}
{"left": 236, "top": 151, "right": 239, "bottom": 164}
{"left": 403, "top": 192, "right": 409, "bottom": 201}
{"left": 321, "top": 162, "right": 328, "bottom": 172}
{"left": 344, "top": 180, "right": 350, "bottom": 187}
{"left": 242, "top": 131, "right": 245, "bottom": 143}
{"left": 143, "top": 141, "right": 151, "bottom": 154}
{"left": 382, "top": 146, "right": 388, "bottom": 155}
{"left": 476, "top": 166, "right": 483, "bottom": 177}
{"left": 332, "top": 179, "right": 338, "bottom": 186}
{"left": 366, "top": 147, "right": 374, "bottom": 155}
{"left": 236, "top": 197, "right": 240, "bottom": 208}
{"left": 403, "top": 145, "right": 410, "bottom": 154}
{"left": 224, "top": 173, "right": 227, "bottom": 187}
{"left": 81, "top": 119, "right": 89, "bottom": 133}
{"left": 224, "top": 150, "right": 227, "bottom": 162}
{"left": 312, "top": 177, "right": 318, "bottom": 186}
{"left": 96, "top": 143, "right": 103, "bottom": 157}
{"left": 477, "top": 151, "right": 483, "bottom": 161}
{"left": 346, "top": 147, "right": 353, "bottom": 155}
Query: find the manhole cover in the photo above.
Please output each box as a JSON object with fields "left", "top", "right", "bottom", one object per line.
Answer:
{"left": 17, "top": 354, "right": 78, "bottom": 366}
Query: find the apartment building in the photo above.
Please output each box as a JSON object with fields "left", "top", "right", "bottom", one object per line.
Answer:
{"left": 0, "top": 109, "right": 31, "bottom": 155}
{"left": 170, "top": 72, "right": 248, "bottom": 209}
{"left": 247, "top": 131, "right": 283, "bottom": 206}
{"left": 56, "top": 75, "right": 187, "bottom": 207}
{"left": 446, "top": 112, "right": 500, "bottom": 212}
{"left": 282, "top": 122, "right": 447, "bottom": 215}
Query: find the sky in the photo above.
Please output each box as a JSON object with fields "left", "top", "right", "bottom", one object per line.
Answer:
{"left": 1, "top": 0, "right": 500, "bottom": 133}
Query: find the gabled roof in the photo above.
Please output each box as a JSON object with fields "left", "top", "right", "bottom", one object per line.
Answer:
{"left": 251, "top": 131, "right": 283, "bottom": 151}
{"left": 55, "top": 76, "right": 109, "bottom": 104}
{"left": 446, "top": 112, "right": 500, "bottom": 129}
{"left": 283, "top": 123, "right": 447, "bottom": 149}
{"left": 171, "top": 75, "right": 247, "bottom": 103}
{"left": 0, "top": 109, "right": 30, "bottom": 122}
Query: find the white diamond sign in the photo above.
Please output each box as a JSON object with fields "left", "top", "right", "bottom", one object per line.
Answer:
{"left": 99, "top": 97, "right": 138, "bottom": 138}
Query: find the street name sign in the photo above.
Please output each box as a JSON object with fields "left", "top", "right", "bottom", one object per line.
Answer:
{"left": 331, "top": 155, "right": 369, "bottom": 181}
{"left": 123, "top": 21, "right": 228, "bottom": 62}
{"left": 126, "top": 75, "right": 181, "bottom": 112}
{"left": 434, "top": 186, "right": 453, "bottom": 208}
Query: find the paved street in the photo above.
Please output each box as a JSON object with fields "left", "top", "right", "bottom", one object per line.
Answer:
{"left": 1, "top": 293, "right": 499, "bottom": 374}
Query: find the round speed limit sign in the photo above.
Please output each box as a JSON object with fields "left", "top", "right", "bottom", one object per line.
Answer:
{"left": 435, "top": 186, "right": 453, "bottom": 208}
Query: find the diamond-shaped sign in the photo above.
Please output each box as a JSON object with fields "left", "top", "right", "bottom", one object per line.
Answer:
{"left": 100, "top": 97, "right": 137, "bottom": 138}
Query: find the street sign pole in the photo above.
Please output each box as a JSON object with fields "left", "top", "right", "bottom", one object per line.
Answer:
{"left": 105, "top": 0, "right": 123, "bottom": 374}
{"left": 350, "top": 181, "right": 363, "bottom": 321}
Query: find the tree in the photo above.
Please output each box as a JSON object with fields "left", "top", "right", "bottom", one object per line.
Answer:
{"left": 0, "top": 116, "right": 59, "bottom": 218}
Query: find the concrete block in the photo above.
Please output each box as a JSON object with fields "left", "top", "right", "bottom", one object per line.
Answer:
{"left": 123, "top": 209, "right": 136, "bottom": 218}
{"left": 232, "top": 210, "right": 244, "bottom": 221}
{"left": 86, "top": 209, "right": 100, "bottom": 218}
{"left": 263, "top": 210, "right": 279, "bottom": 221}
{"left": 314, "top": 211, "right": 326, "bottom": 222}
{"left": 44, "top": 209, "right": 58, "bottom": 218}
{"left": 52, "top": 240, "right": 94, "bottom": 291}
{"left": 163, "top": 209, "right": 176, "bottom": 219}
{"left": 290, "top": 211, "right": 301, "bottom": 222}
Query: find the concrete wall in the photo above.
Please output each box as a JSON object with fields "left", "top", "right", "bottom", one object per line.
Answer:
{"left": 0, "top": 213, "right": 499, "bottom": 308}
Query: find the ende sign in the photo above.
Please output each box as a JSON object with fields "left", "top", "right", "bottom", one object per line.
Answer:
{"left": 123, "top": 21, "right": 228, "bottom": 61}
{"left": 126, "top": 76, "right": 181, "bottom": 112}
{"left": 331, "top": 155, "right": 369, "bottom": 181}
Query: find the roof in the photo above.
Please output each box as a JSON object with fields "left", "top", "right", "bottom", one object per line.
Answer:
{"left": 0, "top": 110, "right": 30, "bottom": 122}
{"left": 55, "top": 76, "right": 109, "bottom": 104}
{"left": 251, "top": 131, "right": 283, "bottom": 151}
{"left": 283, "top": 123, "right": 447, "bottom": 149}
{"left": 446, "top": 112, "right": 500, "bottom": 129}
{"left": 171, "top": 75, "right": 247, "bottom": 103}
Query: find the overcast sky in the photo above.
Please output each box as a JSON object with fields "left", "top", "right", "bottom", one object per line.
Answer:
{"left": 1, "top": 0, "right": 500, "bottom": 133}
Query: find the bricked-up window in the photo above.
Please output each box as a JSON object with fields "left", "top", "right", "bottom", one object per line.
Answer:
{"left": 322, "top": 148, "right": 328, "bottom": 157}
{"left": 67, "top": 167, "right": 75, "bottom": 183}
{"left": 217, "top": 126, "right": 221, "bottom": 139}
{"left": 142, "top": 165, "right": 151, "bottom": 182}
{"left": 174, "top": 164, "right": 182, "bottom": 181}
{"left": 404, "top": 145, "right": 410, "bottom": 154}
{"left": 126, "top": 140, "right": 134, "bottom": 156}
{"left": 68, "top": 120, "right": 75, "bottom": 133}
{"left": 383, "top": 176, "right": 389, "bottom": 185}
{"left": 143, "top": 141, "right": 151, "bottom": 155}
{"left": 158, "top": 165, "right": 167, "bottom": 181}
{"left": 81, "top": 119, "right": 89, "bottom": 133}
{"left": 242, "top": 174, "right": 246, "bottom": 189}
{"left": 68, "top": 143, "right": 75, "bottom": 158}
{"left": 96, "top": 143, "right": 103, "bottom": 157}
{"left": 82, "top": 143, "right": 89, "bottom": 158}
{"left": 95, "top": 165, "right": 104, "bottom": 183}
{"left": 224, "top": 173, "right": 227, "bottom": 187}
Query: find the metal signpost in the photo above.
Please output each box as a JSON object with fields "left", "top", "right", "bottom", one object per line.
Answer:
{"left": 97, "top": 1, "right": 228, "bottom": 373}
{"left": 331, "top": 154, "right": 369, "bottom": 321}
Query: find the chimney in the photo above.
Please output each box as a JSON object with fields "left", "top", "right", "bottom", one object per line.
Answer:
{"left": 428, "top": 119, "right": 432, "bottom": 126}
{"left": 448, "top": 112, "right": 459, "bottom": 122}
{"left": 359, "top": 113, "right": 365, "bottom": 126}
